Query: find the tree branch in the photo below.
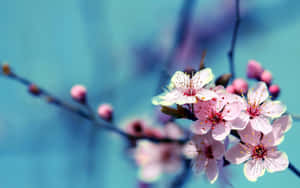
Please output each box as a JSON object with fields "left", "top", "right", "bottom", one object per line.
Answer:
{"left": 227, "top": 0, "right": 241, "bottom": 81}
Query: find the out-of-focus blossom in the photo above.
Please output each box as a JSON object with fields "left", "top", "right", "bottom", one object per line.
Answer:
{"left": 225, "top": 116, "right": 292, "bottom": 181}
{"left": 183, "top": 134, "right": 225, "bottom": 183}
{"left": 260, "top": 70, "right": 272, "bottom": 85}
{"left": 237, "top": 82, "right": 286, "bottom": 134}
{"left": 97, "top": 103, "right": 113, "bottom": 122}
{"left": 191, "top": 87, "right": 245, "bottom": 141}
{"left": 152, "top": 68, "right": 216, "bottom": 106}
{"left": 70, "top": 85, "right": 86, "bottom": 103}
{"left": 232, "top": 78, "right": 248, "bottom": 95}
{"left": 269, "top": 84, "right": 280, "bottom": 98}
{"left": 247, "top": 60, "right": 264, "bottom": 79}
{"left": 124, "top": 119, "right": 148, "bottom": 137}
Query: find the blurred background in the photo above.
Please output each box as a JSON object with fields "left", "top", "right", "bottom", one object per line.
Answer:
{"left": 0, "top": 0, "right": 299, "bottom": 187}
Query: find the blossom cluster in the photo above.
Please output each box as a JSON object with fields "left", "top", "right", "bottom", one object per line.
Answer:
{"left": 148, "top": 63, "right": 292, "bottom": 183}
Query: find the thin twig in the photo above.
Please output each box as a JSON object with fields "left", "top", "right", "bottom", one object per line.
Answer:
{"left": 227, "top": 0, "right": 241, "bottom": 81}
{"left": 1, "top": 70, "right": 187, "bottom": 145}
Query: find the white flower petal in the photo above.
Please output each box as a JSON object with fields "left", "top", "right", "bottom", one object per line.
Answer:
{"left": 247, "top": 82, "right": 269, "bottom": 105}
{"left": 222, "top": 102, "right": 242, "bottom": 121}
{"left": 170, "top": 71, "right": 190, "bottom": 89}
{"left": 192, "top": 68, "right": 214, "bottom": 89}
{"left": 264, "top": 151, "right": 289, "bottom": 173}
{"left": 139, "top": 164, "right": 162, "bottom": 183}
{"left": 182, "top": 141, "right": 198, "bottom": 159}
{"left": 230, "top": 111, "right": 249, "bottom": 130}
{"left": 196, "top": 88, "right": 217, "bottom": 101}
{"left": 260, "top": 101, "right": 286, "bottom": 118}
{"left": 225, "top": 143, "right": 251, "bottom": 164}
{"left": 250, "top": 116, "right": 272, "bottom": 134}
{"left": 273, "top": 114, "right": 293, "bottom": 133}
{"left": 212, "top": 122, "right": 230, "bottom": 141}
{"left": 243, "top": 159, "right": 265, "bottom": 182}
{"left": 238, "top": 124, "right": 261, "bottom": 146}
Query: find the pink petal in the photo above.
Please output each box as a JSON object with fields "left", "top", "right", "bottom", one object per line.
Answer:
{"left": 212, "top": 122, "right": 230, "bottom": 141}
{"left": 192, "top": 154, "right": 207, "bottom": 174}
{"left": 206, "top": 159, "right": 219, "bottom": 184}
{"left": 247, "top": 82, "right": 269, "bottom": 105}
{"left": 238, "top": 124, "right": 261, "bottom": 146}
{"left": 243, "top": 159, "right": 265, "bottom": 182}
{"left": 183, "top": 141, "right": 198, "bottom": 159}
{"left": 192, "top": 68, "right": 214, "bottom": 89}
{"left": 264, "top": 151, "right": 289, "bottom": 173}
{"left": 230, "top": 111, "right": 249, "bottom": 130}
{"left": 222, "top": 102, "right": 242, "bottom": 121}
{"left": 250, "top": 116, "right": 272, "bottom": 134}
{"left": 191, "top": 120, "right": 211, "bottom": 135}
{"left": 260, "top": 101, "right": 286, "bottom": 118}
{"left": 196, "top": 88, "right": 217, "bottom": 101}
{"left": 225, "top": 143, "right": 251, "bottom": 164}
{"left": 139, "top": 164, "right": 162, "bottom": 182}
{"left": 194, "top": 100, "right": 214, "bottom": 119}
{"left": 211, "top": 140, "right": 225, "bottom": 159}
{"left": 273, "top": 114, "right": 292, "bottom": 133}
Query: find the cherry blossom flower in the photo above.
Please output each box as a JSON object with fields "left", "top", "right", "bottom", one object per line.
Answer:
{"left": 183, "top": 134, "right": 225, "bottom": 183}
{"left": 134, "top": 123, "right": 184, "bottom": 182}
{"left": 152, "top": 68, "right": 216, "bottom": 106}
{"left": 236, "top": 82, "right": 286, "bottom": 134}
{"left": 191, "top": 87, "right": 245, "bottom": 141}
{"left": 225, "top": 115, "right": 292, "bottom": 181}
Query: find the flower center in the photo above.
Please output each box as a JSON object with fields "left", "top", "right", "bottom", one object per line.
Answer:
{"left": 252, "top": 144, "right": 266, "bottom": 159}
{"left": 205, "top": 146, "right": 214, "bottom": 159}
{"left": 208, "top": 111, "right": 223, "bottom": 125}
{"left": 161, "top": 148, "right": 173, "bottom": 162}
{"left": 247, "top": 104, "right": 260, "bottom": 117}
{"left": 183, "top": 88, "right": 196, "bottom": 96}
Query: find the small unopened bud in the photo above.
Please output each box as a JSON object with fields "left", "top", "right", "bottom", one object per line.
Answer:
{"left": 70, "top": 85, "right": 86, "bottom": 103}
{"left": 97, "top": 103, "right": 113, "bottom": 122}
{"left": 260, "top": 70, "right": 272, "bottom": 85}
{"left": 28, "top": 84, "right": 41, "bottom": 96}
{"left": 247, "top": 60, "right": 263, "bottom": 79}
{"left": 2, "top": 63, "right": 11, "bottom": 75}
{"left": 232, "top": 78, "right": 248, "bottom": 95}
{"left": 226, "top": 85, "right": 235, "bottom": 94}
{"left": 269, "top": 84, "right": 280, "bottom": 98}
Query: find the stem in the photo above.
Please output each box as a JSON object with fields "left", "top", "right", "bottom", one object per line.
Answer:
{"left": 227, "top": 0, "right": 241, "bottom": 81}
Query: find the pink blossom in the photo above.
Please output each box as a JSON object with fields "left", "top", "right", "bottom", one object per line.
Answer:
{"left": 269, "top": 84, "right": 280, "bottom": 98}
{"left": 124, "top": 119, "right": 148, "bottom": 137}
{"left": 152, "top": 68, "right": 217, "bottom": 106}
{"left": 247, "top": 60, "right": 264, "bottom": 79}
{"left": 238, "top": 82, "right": 286, "bottom": 134}
{"left": 183, "top": 134, "right": 225, "bottom": 183}
{"left": 97, "top": 103, "right": 113, "bottom": 121}
{"left": 225, "top": 115, "right": 292, "bottom": 181}
{"left": 226, "top": 85, "right": 235, "bottom": 94}
{"left": 191, "top": 87, "right": 245, "bottom": 141}
{"left": 70, "top": 85, "right": 86, "bottom": 102}
{"left": 232, "top": 78, "right": 248, "bottom": 94}
{"left": 260, "top": 70, "right": 272, "bottom": 85}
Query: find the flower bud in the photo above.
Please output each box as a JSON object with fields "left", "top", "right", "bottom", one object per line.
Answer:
{"left": 97, "top": 103, "right": 113, "bottom": 122}
{"left": 28, "top": 84, "right": 41, "bottom": 96}
{"left": 269, "top": 84, "right": 280, "bottom": 98}
{"left": 70, "top": 85, "right": 86, "bottom": 103}
{"left": 260, "top": 70, "right": 272, "bottom": 85}
{"left": 247, "top": 60, "right": 263, "bottom": 79}
{"left": 226, "top": 85, "right": 235, "bottom": 94}
{"left": 232, "top": 78, "right": 248, "bottom": 94}
{"left": 2, "top": 63, "right": 11, "bottom": 75}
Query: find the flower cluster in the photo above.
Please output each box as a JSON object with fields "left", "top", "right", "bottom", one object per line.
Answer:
{"left": 152, "top": 66, "right": 292, "bottom": 183}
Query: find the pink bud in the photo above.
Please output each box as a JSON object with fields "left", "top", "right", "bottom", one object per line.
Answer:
{"left": 70, "top": 85, "right": 86, "bottom": 102}
{"left": 269, "top": 84, "right": 280, "bottom": 98}
{"left": 226, "top": 85, "right": 235, "bottom": 94}
{"left": 260, "top": 70, "right": 272, "bottom": 85}
{"left": 97, "top": 103, "right": 113, "bottom": 122}
{"left": 232, "top": 78, "right": 248, "bottom": 94}
{"left": 247, "top": 60, "right": 264, "bottom": 79}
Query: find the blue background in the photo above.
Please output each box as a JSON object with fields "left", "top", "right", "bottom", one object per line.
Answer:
{"left": 0, "top": 0, "right": 299, "bottom": 187}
